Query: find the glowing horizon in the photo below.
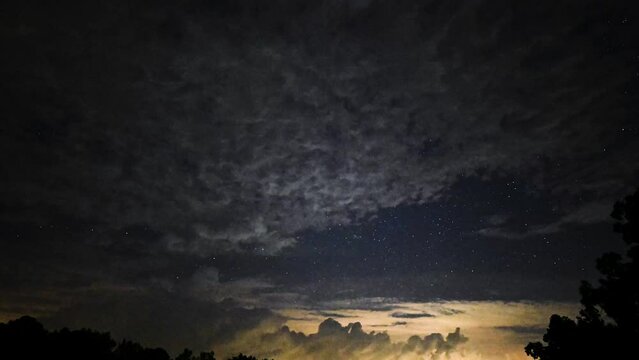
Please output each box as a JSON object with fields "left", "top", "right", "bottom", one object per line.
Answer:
{"left": 214, "top": 300, "right": 579, "bottom": 360}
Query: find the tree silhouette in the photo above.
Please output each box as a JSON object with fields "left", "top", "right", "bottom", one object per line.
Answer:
{"left": 114, "top": 340, "right": 170, "bottom": 360}
{"left": 0, "top": 316, "right": 216, "bottom": 360}
{"left": 176, "top": 348, "right": 216, "bottom": 360}
{"left": 197, "top": 350, "right": 216, "bottom": 360}
{"left": 52, "top": 327, "right": 116, "bottom": 360}
{"left": 0, "top": 315, "right": 49, "bottom": 360}
{"left": 176, "top": 348, "right": 195, "bottom": 360}
{"left": 226, "top": 354, "right": 271, "bottom": 360}
{"left": 525, "top": 189, "right": 639, "bottom": 359}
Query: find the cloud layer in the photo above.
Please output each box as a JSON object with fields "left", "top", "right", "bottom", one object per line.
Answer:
{"left": 3, "top": 0, "right": 638, "bottom": 258}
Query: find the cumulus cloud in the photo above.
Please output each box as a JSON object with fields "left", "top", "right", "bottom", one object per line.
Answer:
{"left": 1, "top": 264, "right": 285, "bottom": 354}
{"left": 40, "top": 288, "right": 284, "bottom": 355}
{"left": 221, "top": 318, "right": 468, "bottom": 360}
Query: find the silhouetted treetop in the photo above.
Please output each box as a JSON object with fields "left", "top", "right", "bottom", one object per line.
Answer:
{"left": 115, "top": 339, "right": 171, "bottom": 360}
{"left": 226, "top": 354, "right": 271, "bottom": 360}
{"left": 176, "top": 348, "right": 217, "bottom": 360}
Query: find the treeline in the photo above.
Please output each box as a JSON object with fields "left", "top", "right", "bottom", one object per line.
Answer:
{"left": 0, "top": 316, "right": 270, "bottom": 360}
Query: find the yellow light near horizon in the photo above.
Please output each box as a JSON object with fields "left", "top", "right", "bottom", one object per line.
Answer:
{"left": 273, "top": 301, "right": 579, "bottom": 360}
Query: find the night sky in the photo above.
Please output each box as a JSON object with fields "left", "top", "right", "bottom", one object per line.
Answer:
{"left": 2, "top": 1, "right": 639, "bottom": 359}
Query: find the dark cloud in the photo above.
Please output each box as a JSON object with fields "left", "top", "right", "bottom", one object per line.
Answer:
{"left": 494, "top": 325, "right": 546, "bottom": 335}
{"left": 313, "top": 298, "right": 404, "bottom": 312}
{"left": 436, "top": 307, "right": 465, "bottom": 316}
{"left": 371, "top": 321, "right": 408, "bottom": 328}
{"left": 40, "top": 288, "right": 284, "bottom": 355}
{"left": 313, "top": 311, "right": 352, "bottom": 319}
{"left": 390, "top": 312, "right": 436, "bottom": 319}
{"left": 477, "top": 201, "right": 614, "bottom": 239}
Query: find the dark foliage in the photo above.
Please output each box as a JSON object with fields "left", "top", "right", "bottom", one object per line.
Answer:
{"left": 114, "top": 340, "right": 171, "bottom": 360}
{"left": 226, "top": 354, "right": 271, "bottom": 360}
{"left": 175, "top": 348, "right": 217, "bottom": 360}
{"left": 525, "top": 189, "right": 639, "bottom": 359}
{"left": 0, "top": 316, "right": 119, "bottom": 360}
{"left": 0, "top": 316, "right": 223, "bottom": 360}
